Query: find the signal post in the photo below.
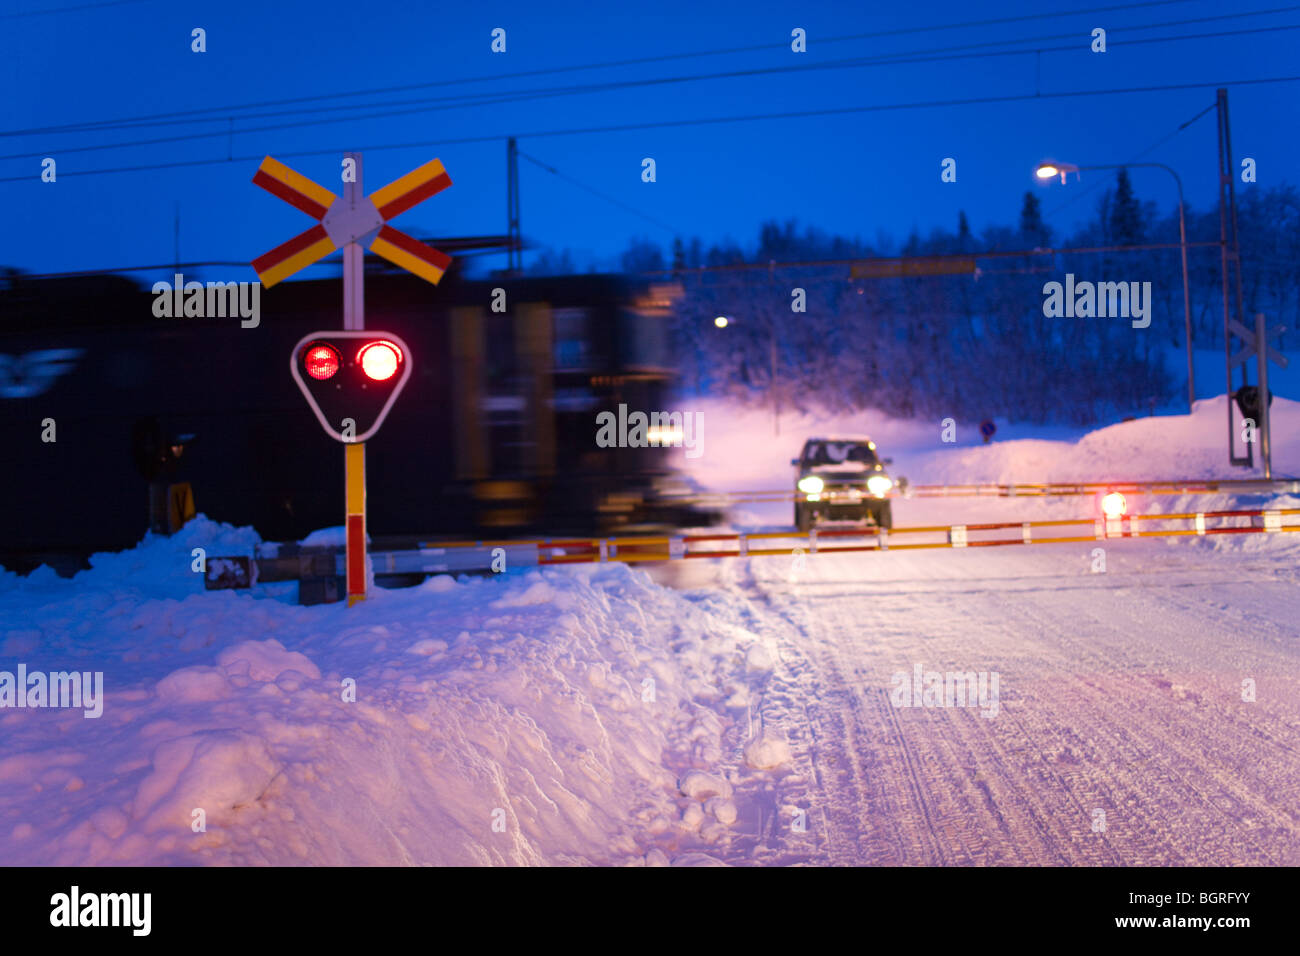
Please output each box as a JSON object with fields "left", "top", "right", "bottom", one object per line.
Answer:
{"left": 252, "top": 151, "right": 454, "bottom": 605}
{"left": 342, "top": 152, "right": 367, "bottom": 608}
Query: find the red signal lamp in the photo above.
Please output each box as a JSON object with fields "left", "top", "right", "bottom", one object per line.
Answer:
{"left": 290, "top": 330, "right": 413, "bottom": 443}
{"left": 357, "top": 340, "right": 403, "bottom": 381}
{"left": 1101, "top": 491, "right": 1127, "bottom": 519}
{"left": 304, "top": 343, "right": 340, "bottom": 380}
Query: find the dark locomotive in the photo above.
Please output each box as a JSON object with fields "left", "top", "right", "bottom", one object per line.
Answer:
{"left": 0, "top": 267, "right": 713, "bottom": 574}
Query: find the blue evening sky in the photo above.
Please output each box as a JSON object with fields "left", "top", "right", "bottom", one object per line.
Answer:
{"left": 2, "top": 0, "right": 1297, "bottom": 282}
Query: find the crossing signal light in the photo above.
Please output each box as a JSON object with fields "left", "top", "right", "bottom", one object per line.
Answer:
{"left": 305, "top": 344, "right": 341, "bottom": 380}
{"left": 1233, "top": 385, "right": 1273, "bottom": 422}
{"left": 358, "top": 340, "right": 402, "bottom": 381}
{"left": 290, "top": 330, "right": 413, "bottom": 443}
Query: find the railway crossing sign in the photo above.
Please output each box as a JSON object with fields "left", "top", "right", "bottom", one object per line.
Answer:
{"left": 251, "top": 154, "right": 453, "bottom": 287}
{"left": 1229, "top": 316, "right": 1287, "bottom": 370}
{"left": 1228, "top": 312, "right": 1288, "bottom": 479}
{"left": 251, "top": 151, "right": 454, "bottom": 605}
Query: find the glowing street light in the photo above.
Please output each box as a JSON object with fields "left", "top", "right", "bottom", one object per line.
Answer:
{"left": 1035, "top": 161, "right": 1079, "bottom": 184}
{"left": 714, "top": 315, "right": 729, "bottom": 328}
{"left": 1035, "top": 159, "right": 1195, "bottom": 415}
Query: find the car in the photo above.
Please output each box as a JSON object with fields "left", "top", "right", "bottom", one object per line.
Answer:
{"left": 791, "top": 436, "right": 900, "bottom": 533}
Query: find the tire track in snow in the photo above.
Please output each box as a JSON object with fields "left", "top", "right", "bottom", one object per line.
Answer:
{"left": 716, "top": 541, "right": 1300, "bottom": 866}
{"left": 734, "top": 560, "right": 951, "bottom": 865}
{"left": 999, "top": 575, "right": 1299, "bottom": 864}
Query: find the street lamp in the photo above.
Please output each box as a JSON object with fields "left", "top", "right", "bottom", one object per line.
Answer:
{"left": 1035, "top": 162, "right": 1079, "bottom": 184}
{"left": 1036, "top": 160, "right": 1195, "bottom": 414}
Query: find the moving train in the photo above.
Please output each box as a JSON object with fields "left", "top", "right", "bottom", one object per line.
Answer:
{"left": 0, "top": 267, "right": 716, "bottom": 575}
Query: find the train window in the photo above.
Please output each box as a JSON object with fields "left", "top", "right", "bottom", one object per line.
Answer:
{"left": 553, "top": 308, "right": 593, "bottom": 371}
{"left": 485, "top": 313, "right": 516, "bottom": 385}
{"left": 618, "top": 307, "right": 669, "bottom": 371}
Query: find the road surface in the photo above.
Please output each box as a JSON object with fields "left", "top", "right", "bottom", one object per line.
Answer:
{"left": 694, "top": 535, "right": 1300, "bottom": 865}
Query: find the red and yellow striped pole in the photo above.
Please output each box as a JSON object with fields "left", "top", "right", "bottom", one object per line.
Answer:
{"left": 345, "top": 441, "right": 366, "bottom": 606}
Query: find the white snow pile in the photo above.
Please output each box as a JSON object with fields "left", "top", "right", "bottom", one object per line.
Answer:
{"left": 0, "top": 518, "right": 794, "bottom": 866}
{"left": 909, "top": 394, "right": 1300, "bottom": 488}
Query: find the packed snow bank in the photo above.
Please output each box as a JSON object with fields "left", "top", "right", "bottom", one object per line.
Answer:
{"left": 0, "top": 518, "right": 792, "bottom": 866}
{"left": 911, "top": 394, "right": 1300, "bottom": 486}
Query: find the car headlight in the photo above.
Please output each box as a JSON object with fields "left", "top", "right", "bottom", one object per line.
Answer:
{"left": 867, "top": 475, "right": 893, "bottom": 496}
{"left": 797, "top": 475, "right": 824, "bottom": 494}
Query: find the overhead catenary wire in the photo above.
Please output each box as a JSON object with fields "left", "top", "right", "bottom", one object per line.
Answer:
{"left": 16, "top": 5, "right": 1298, "bottom": 140}
{"left": 7, "top": 239, "right": 1234, "bottom": 283}
{"left": 0, "top": 0, "right": 151, "bottom": 19}
{"left": 1042, "top": 99, "right": 1226, "bottom": 219}
{"left": 7, "top": 13, "right": 1299, "bottom": 161}
{"left": 4, "top": 73, "right": 1297, "bottom": 185}
{"left": 517, "top": 151, "right": 679, "bottom": 235}
{"left": 3, "top": 0, "right": 1208, "bottom": 136}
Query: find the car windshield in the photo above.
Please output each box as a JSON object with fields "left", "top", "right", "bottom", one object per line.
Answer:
{"left": 804, "top": 441, "right": 878, "bottom": 467}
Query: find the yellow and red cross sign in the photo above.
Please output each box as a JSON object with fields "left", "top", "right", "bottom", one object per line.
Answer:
{"left": 251, "top": 155, "right": 453, "bottom": 287}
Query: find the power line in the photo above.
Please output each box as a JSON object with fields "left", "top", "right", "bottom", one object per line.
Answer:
{"left": 10, "top": 13, "right": 1300, "bottom": 162}
{"left": 4, "top": 73, "right": 1297, "bottom": 185}
{"left": 0, "top": 0, "right": 151, "bottom": 19}
{"left": 9, "top": 8, "right": 1296, "bottom": 160}
{"left": 518, "top": 151, "right": 678, "bottom": 234}
{"left": 15, "top": 240, "right": 1229, "bottom": 284}
{"left": 5, "top": 20, "right": 1294, "bottom": 167}
{"left": 1042, "top": 99, "right": 1223, "bottom": 219}
{"left": 3, "top": 0, "right": 1206, "bottom": 137}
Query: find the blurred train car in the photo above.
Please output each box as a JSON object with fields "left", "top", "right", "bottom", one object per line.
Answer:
{"left": 0, "top": 268, "right": 716, "bottom": 574}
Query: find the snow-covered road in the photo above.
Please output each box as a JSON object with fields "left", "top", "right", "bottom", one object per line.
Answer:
{"left": 695, "top": 538, "right": 1300, "bottom": 865}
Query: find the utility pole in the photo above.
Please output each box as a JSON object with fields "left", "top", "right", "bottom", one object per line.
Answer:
{"left": 1218, "top": 89, "right": 1251, "bottom": 468}
{"left": 507, "top": 137, "right": 521, "bottom": 274}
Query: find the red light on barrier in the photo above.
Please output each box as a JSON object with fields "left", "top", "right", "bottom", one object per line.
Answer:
{"left": 1101, "top": 492, "right": 1127, "bottom": 519}
{"left": 357, "top": 340, "right": 402, "bottom": 381}
{"left": 305, "top": 344, "right": 340, "bottom": 380}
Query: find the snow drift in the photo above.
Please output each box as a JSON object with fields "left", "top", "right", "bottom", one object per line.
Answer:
{"left": 0, "top": 519, "right": 791, "bottom": 866}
